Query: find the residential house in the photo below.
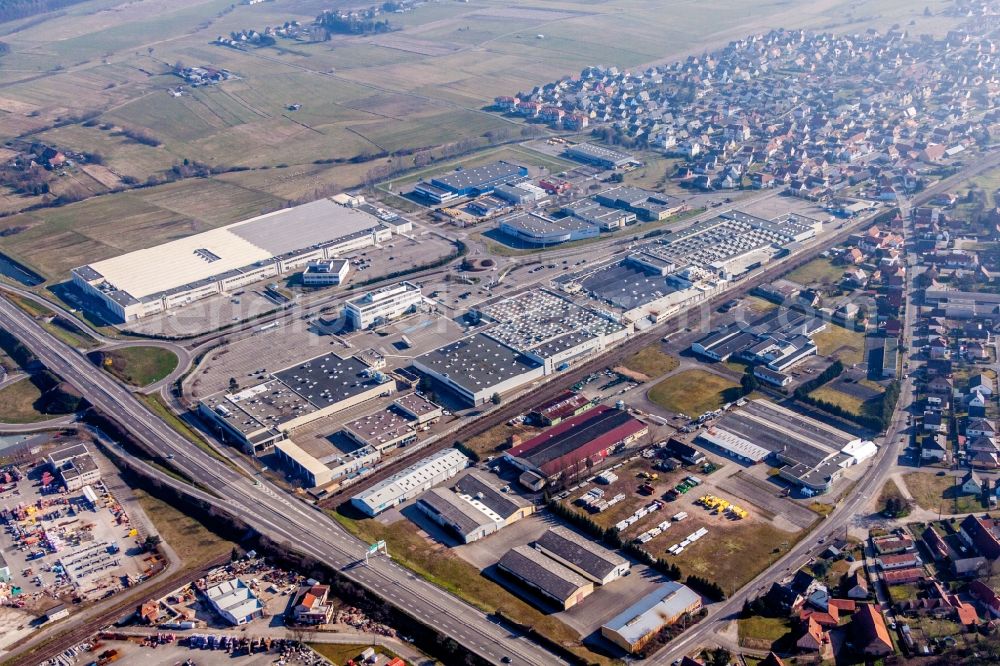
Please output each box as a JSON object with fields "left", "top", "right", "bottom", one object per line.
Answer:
{"left": 970, "top": 374, "right": 994, "bottom": 396}
{"left": 968, "top": 392, "right": 988, "bottom": 418}
{"left": 967, "top": 418, "right": 996, "bottom": 439}
{"left": 922, "top": 527, "right": 949, "bottom": 561}
{"left": 970, "top": 580, "right": 1000, "bottom": 618}
{"left": 923, "top": 411, "right": 946, "bottom": 434}
{"left": 293, "top": 585, "right": 334, "bottom": 625}
{"left": 796, "top": 616, "right": 827, "bottom": 652}
{"left": 959, "top": 514, "right": 1000, "bottom": 559}
{"left": 968, "top": 436, "right": 1000, "bottom": 469}
{"left": 921, "top": 434, "right": 948, "bottom": 463}
{"left": 877, "top": 552, "right": 922, "bottom": 570}
{"left": 846, "top": 571, "right": 870, "bottom": 600}
{"left": 960, "top": 470, "right": 985, "bottom": 496}
{"left": 953, "top": 556, "right": 988, "bottom": 578}
{"left": 853, "top": 604, "right": 894, "bottom": 656}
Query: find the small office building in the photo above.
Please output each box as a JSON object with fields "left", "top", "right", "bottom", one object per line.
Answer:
{"left": 351, "top": 449, "right": 469, "bottom": 517}
{"left": 344, "top": 281, "right": 422, "bottom": 330}
{"left": 302, "top": 259, "right": 350, "bottom": 286}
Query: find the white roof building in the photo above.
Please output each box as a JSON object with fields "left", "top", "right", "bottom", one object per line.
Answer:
{"left": 840, "top": 439, "right": 878, "bottom": 466}
{"left": 351, "top": 448, "right": 469, "bottom": 516}
{"left": 205, "top": 578, "right": 264, "bottom": 626}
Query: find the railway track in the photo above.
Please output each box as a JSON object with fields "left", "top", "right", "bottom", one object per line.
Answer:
{"left": 6, "top": 554, "right": 230, "bottom": 666}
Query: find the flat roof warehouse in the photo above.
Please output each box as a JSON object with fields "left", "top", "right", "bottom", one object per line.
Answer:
{"left": 73, "top": 198, "right": 399, "bottom": 321}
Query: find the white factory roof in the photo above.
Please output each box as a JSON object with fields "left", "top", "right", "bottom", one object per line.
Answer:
{"left": 602, "top": 581, "right": 701, "bottom": 644}
{"left": 352, "top": 448, "right": 469, "bottom": 514}
{"left": 206, "top": 578, "right": 263, "bottom": 622}
{"left": 698, "top": 426, "right": 771, "bottom": 462}
{"left": 841, "top": 438, "right": 878, "bottom": 464}
{"left": 81, "top": 198, "right": 382, "bottom": 299}
{"left": 274, "top": 439, "right": 329, "bottom": 477}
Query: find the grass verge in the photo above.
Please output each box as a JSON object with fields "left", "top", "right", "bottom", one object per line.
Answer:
{"left": 0, "top": 378, "right": 48, "bottom": 423}
{"left": 132, "top": 486, "right": 235, "bottom": 567}
{"left": 138, "top": 393, "right": 243, "bottom": 473}
{"left": 99, "top": 346, "right": 178, "bottom": 387}
{"left": 329, "top": 510, "right": 615, "bottom": 666}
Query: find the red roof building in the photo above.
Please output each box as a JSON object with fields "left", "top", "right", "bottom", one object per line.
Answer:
{"left": 882, "top": 567, "right": 924, "bottom": 585}
{"left": 853, "top": 604, "right": 893, "bottom": 656}
{"left": 531, "top": 391, "right": 594, "bottom": 426}
{"left": 960, "top": 515, "right": 1000, "bottom": 559}
{"left": 505, "top": 405, "right": 647, "bottom": 478}
{"left": 970, "top": 580, "right": 1000, "bottom": 617}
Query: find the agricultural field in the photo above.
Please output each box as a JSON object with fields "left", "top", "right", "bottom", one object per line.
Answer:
{"left": 648, "top": 369, "right": 741, "bottom": 416}
{"left": 0, "top": 179, "right": 287, "bottom": 280}
{"left": 0, "top": 0, "right": 958, "bottom": 277}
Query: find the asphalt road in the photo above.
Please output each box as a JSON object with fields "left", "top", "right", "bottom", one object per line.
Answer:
{"left": 0, "top": 296, "right": 564, "bottom": 666}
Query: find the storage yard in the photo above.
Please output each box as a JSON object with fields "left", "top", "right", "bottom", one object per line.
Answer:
{"left": 0, "top": 443, "right": 165, "bottom": 635}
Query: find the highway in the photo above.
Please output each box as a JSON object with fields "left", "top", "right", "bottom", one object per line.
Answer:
{"left": 0, "top": 296, "right": 564, "bottom": 666}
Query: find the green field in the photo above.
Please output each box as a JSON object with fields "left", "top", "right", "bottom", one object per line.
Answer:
{"left": 809, "top": 385, "right": 866, "bottom": 414}
{"left": 671, "top": 520, "right": 802, "bottom": 595}
{"left": 621, "top": 347, "right": 679, "bottom": 379}
{"left": 903, "top": 472, "right": 984, "bottom": 515}
{"left": 98, "top": 346, "right": 178, "bottom": 387}
{"left": 813, "top": 324, "right": 867, "bottom": 365}
{"left": 738, "top": 615, "right": 793, "bottom": 649}
{"left": 308, "top": 643, "right": 404, "bottom": 665}
{"left": 785, "top": 258, "right": 843, "bottom": 285}
{"left": 0, "top": 378, "right": 48, "bottom": 424}
{"left": 648, "top": 369, "right": 741, "bottom": 416}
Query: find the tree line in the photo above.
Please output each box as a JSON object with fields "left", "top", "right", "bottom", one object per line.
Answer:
{"left": 547, "top": 500, "right": 726, "bottom": 601}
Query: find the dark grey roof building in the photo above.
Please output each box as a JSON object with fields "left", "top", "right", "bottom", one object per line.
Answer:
{"left": 497, "top": 545, "right": 594, "bottom": 610}
{"left": 534, "top": 526, "right": 630, "bottom": 584}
